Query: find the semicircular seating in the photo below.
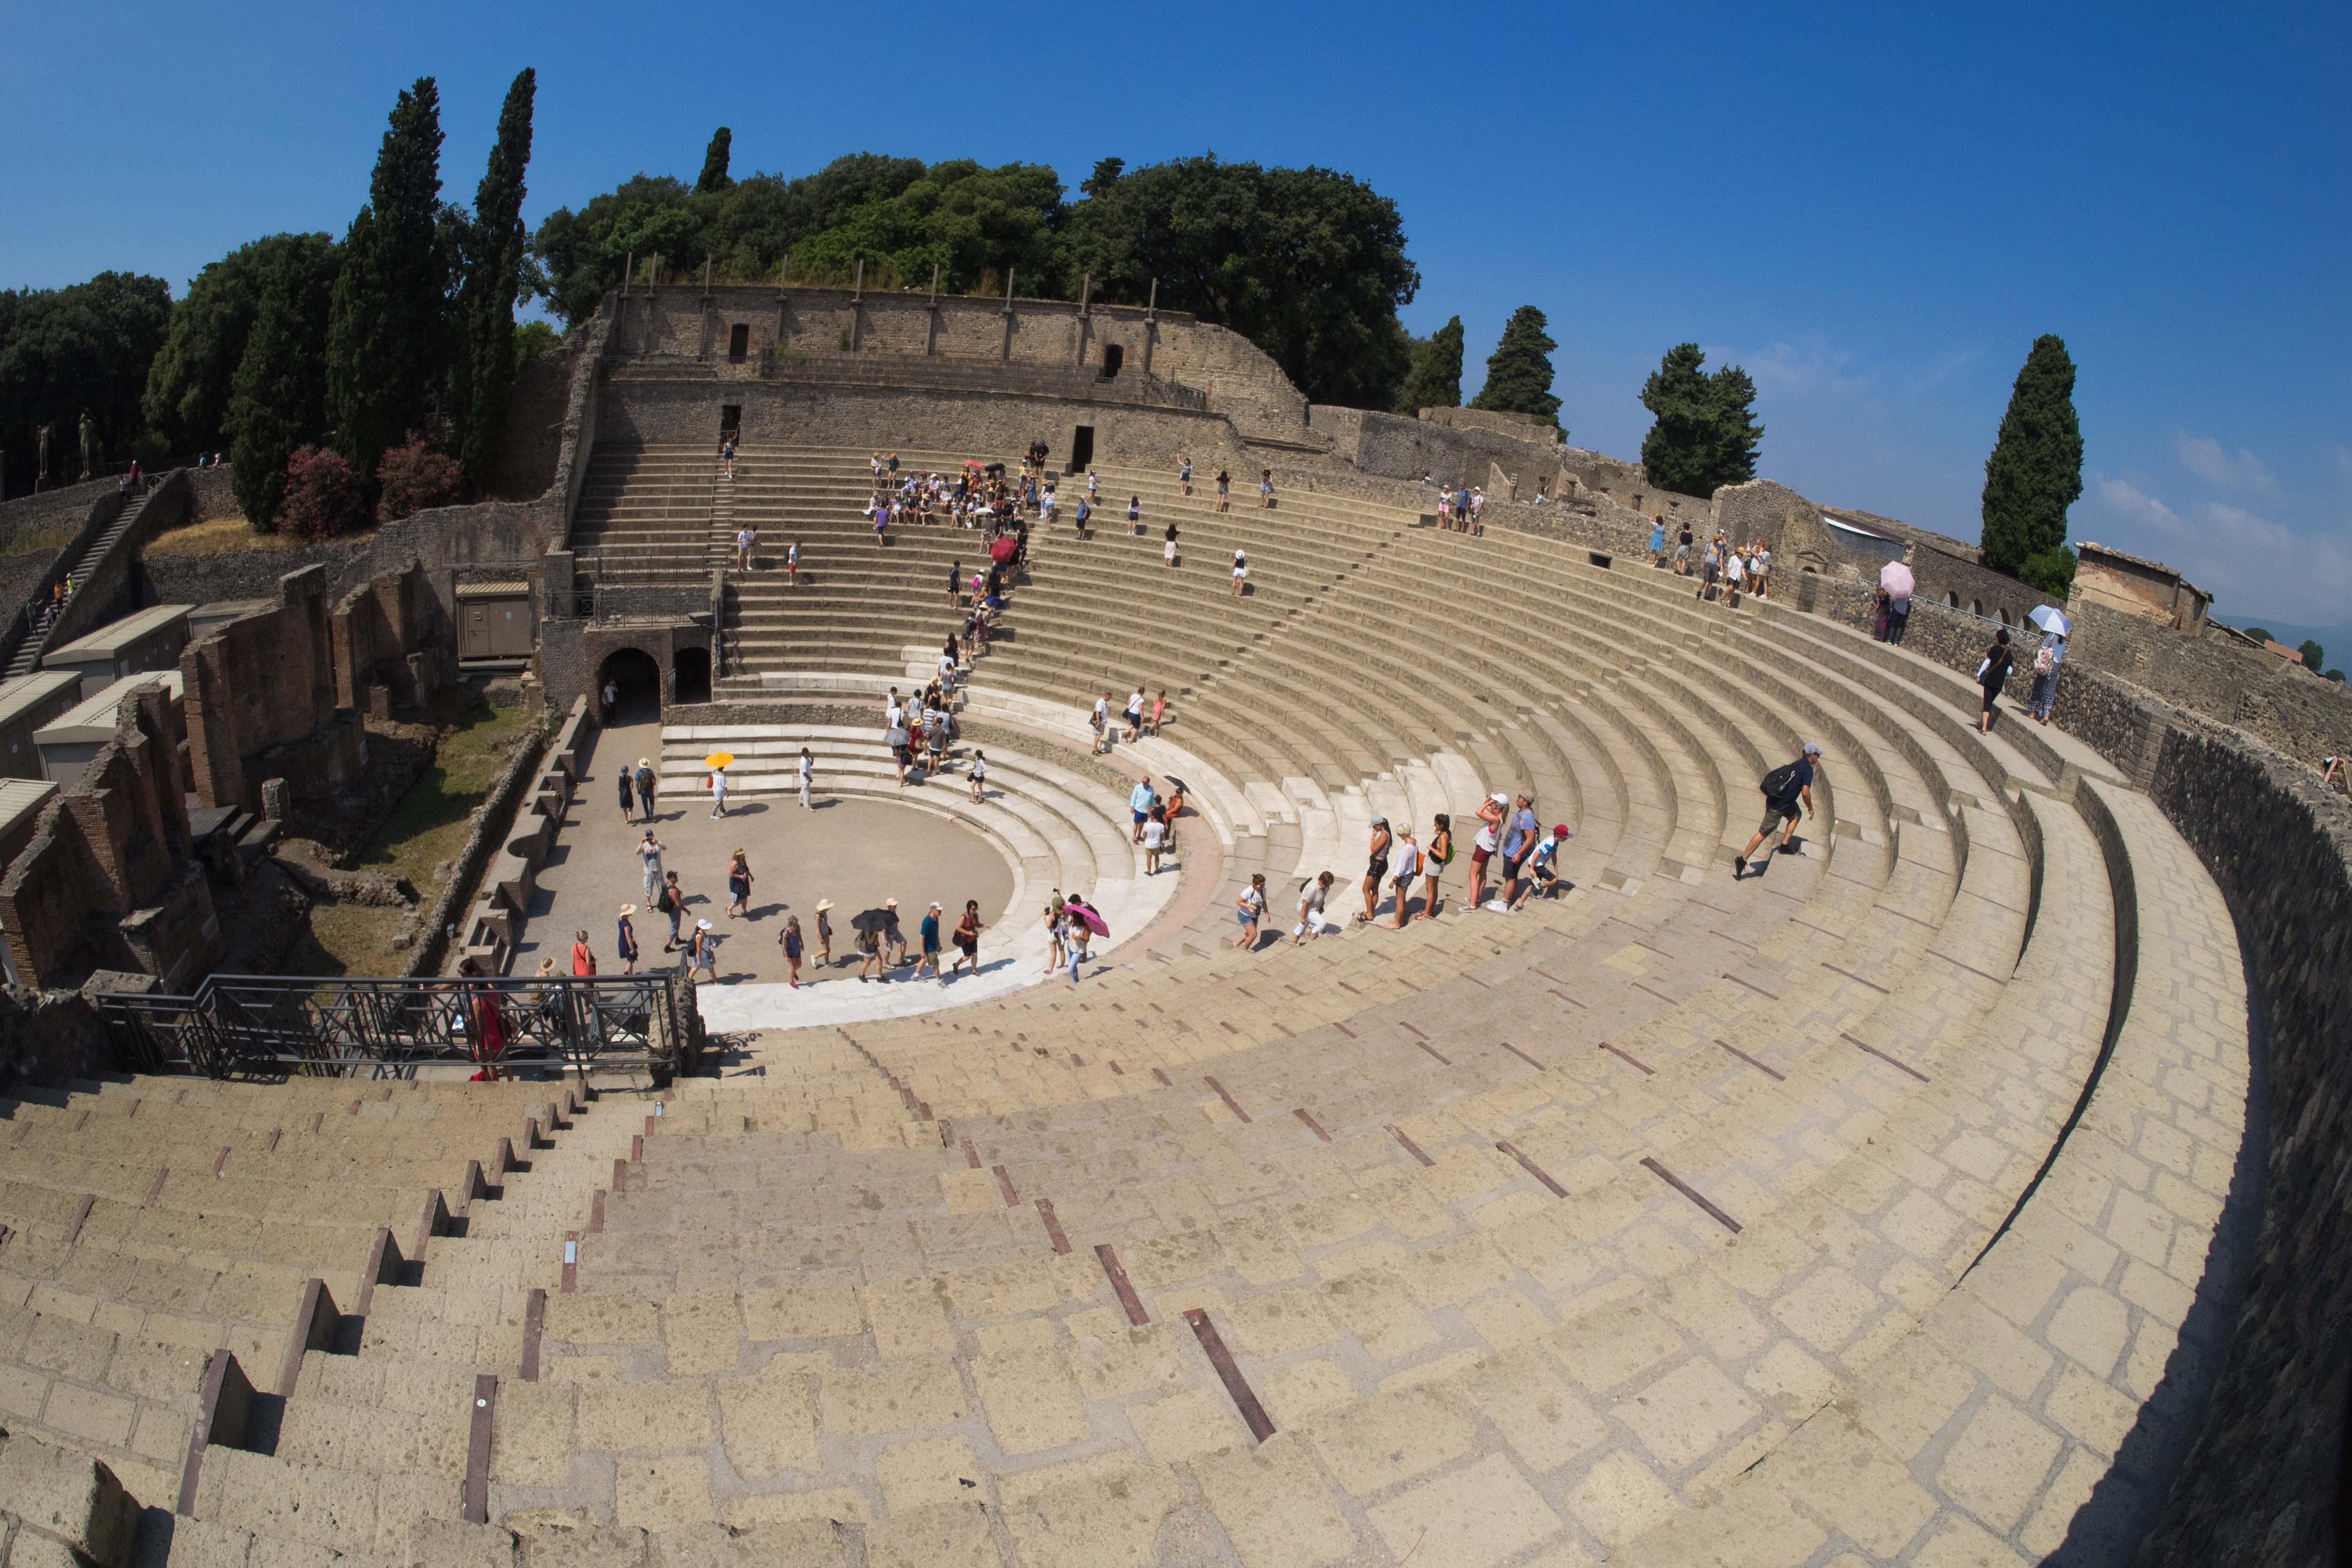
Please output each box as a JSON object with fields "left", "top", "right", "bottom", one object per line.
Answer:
{"left": 0, "top": 444, "right": 2252, "bottom": 1568}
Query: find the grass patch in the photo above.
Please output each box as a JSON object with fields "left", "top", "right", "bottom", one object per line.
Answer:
{"left": 146, "top": 515, "right": 380, "bottom": 557}
{"left": 5, "top": 524, "right": 74, "bottom": 555}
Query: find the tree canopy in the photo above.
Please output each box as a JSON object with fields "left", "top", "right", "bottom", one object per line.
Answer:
{"left": 1468, "top": 307, "right": 1561, "bottom": 427}
{"left": 142, "top": 234, "right": 335, "bottom": 458}
{"left": 1980, "top": 334, "right": 2084, "bottom": 595}
{"left": 457, "top": 68, "right": 537, "bottom": 490}
{"left": 228, "top": 246, "right": 335, "bottom": 529}
{"left": 696, "top": 128, "right": 733, "bottom": 194}
{"left": 0, "top": 272, "right": 173, "bottom": 490}
{"left": 1396, "top": 316, "right": 1464, "bottom": 413}
{"left": 1637, "top": 342, "right": 1763, "bottom": 497}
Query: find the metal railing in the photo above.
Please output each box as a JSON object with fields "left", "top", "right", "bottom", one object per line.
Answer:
{"left": 97, "top": 972, "right": 704, "bottom": 1082}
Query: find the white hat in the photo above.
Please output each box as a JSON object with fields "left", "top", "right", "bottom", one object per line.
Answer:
{"left": 1489, "top": 791, "right": 1509, "bottom": 805}
{"left": 696, "top": 919, "right": 714, "bottom": 930}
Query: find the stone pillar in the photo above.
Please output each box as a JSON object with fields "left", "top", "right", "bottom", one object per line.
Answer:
{"left": 1141, "top": 279, "right": 1158, "bottom": 376}
{"left": 925, "top": 265, "right": 941, "bottom": 356}
{"left": 1075, "top": 273, "right": 1092, "bottom": 366}
{"left": 850, "top": 261, "right": 864, "bottom": 353}
{"left": 261, "top": 778, "right": 289, "bottom": 822}
{"left": 1000, "top": 270, "right": 1016, "bottom": 360}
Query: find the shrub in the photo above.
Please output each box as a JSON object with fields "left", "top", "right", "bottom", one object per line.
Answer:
{"left": 375, "top": 432, "right": 465, "bottom": 523}
{"left": 276, "top": 445, "right": 369, "bottom": 540}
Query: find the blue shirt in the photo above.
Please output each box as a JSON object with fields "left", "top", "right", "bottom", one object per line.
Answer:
{"left": 1131, "top": 782, "right": 1155, "bottom": 814}
{"left": 1503, "top": 809, "right": 1537, "bottom": 859}
{"left": 921, "top": 913, "right": 940, "bottom": 949}
{"left": 1770, "top": 759, "right": 1816, "bottom": 809}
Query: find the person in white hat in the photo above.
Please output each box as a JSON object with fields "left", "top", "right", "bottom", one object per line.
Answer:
{"left": 1466, "top": 793, "right": 1508, "bottom": 911}
{"left": 915, "top": 902, "right": 947, "bottom": 983}
{"left": 685, "top": 919, "right": 717, "bottom": 981}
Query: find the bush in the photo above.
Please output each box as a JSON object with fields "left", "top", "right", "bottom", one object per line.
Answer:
{"left": 375, "top": 433, "right": 464, "bottom": 523}
{"left": 276, "top": 445, "right": 368, "bottom": 540}
{"left": 2018, "top": 545, "right": 2077, "bottom": 599}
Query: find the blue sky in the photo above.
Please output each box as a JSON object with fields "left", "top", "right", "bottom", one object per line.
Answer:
{"left": 6, "top": 1, "right": 2345, "bottom": 639}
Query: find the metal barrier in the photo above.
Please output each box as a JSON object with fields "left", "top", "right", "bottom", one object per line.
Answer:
{"left": 96, "top": 972, "right": 705, "bottom": 1083}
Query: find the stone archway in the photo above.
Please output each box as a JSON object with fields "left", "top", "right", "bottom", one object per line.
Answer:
{"left": 598, "top": 648, "right": 662, "bottom": 723}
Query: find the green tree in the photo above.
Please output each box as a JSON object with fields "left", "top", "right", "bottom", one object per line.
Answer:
{"left": 2244, "top": 626, "right": 2275, "bottom": 645}
{"left": 1059, "top": 154, "right": 1419, "bottom": 409}
{"left": 1980, "top": 334, "right": 2083, "bottom": 586}
{"left": 142, "top": 234, "right": 335, "bottom": 457}
{"left": 325, "top": 76, "right": 448, "bottom": 489}
{"left": 514, "top": 320, "right": 558, "bottom": 375}
{"left": 457, "top": 67, "right": 536, "bottom": 492}
{"left": 0, "top": 272, "right": 173, "bottom": 490}
{"left": 696, "top": 128, "right": 733, "bottom": 194}
{"left": 1397, "top": 316, "right": 1464, "bottom": 413}
{"left": 1638, "top": 343, "right": 1765, "bottom": 497}
{"left": 2300, "top": 638, "right": 2326, "bottom": 673}
{"left": 1469, "top": 306, "right": 1561, "bottom": 425}
{"left": 227, "top": 248, "right": 335, "bottom": 529}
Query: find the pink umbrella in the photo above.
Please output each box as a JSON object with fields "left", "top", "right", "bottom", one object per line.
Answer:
{"left": 989, "top": 536, "right": 1018, "bottom": 563}
{"left": 1071, "top": 903, "right": 1110, "bottom": 938}
{"left": 1879, "top": 561, "right": 1916, "bottom": 598}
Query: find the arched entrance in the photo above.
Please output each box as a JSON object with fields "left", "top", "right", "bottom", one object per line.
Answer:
{"left": 675, "top": 646, "right": 711, "bottom": 704}
{"left": 599, "top": 649, "right": 662, "bottom": 722}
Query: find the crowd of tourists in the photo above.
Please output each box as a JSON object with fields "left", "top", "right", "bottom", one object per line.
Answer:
{"left": 1655, "top": 522, "right": 1775, "bottom": 602}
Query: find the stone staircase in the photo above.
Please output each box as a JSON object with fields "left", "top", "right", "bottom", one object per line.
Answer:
{"left": 0, "top": 450, "right": 2256, "bottom": 1568}
{"left": 6, "top": 483, "right": 166, "bottom": 680}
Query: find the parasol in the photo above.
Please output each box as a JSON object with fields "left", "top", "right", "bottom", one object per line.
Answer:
{"left": 989, "top": 536, "right": 1018, "bottom": 562}
{"left": 2027, "top": 605, "right": 2072, "bottom": 636}
{"left": 704, "top": 752, "right": 734, "bottom": 769}
{"left": 1163, "top": 775, "right": 1189, "bottom": 796}
{"left": 884, "top": 726, "right": 909, "bottom": 749}
{"left": 1879, "top": 562, "right": 1916, "bottom": 599}
{"left": 850, "top": 908, "right": 894, "bottom": 934}
{"left": 1070, "top": 903, "right": 1110, "bottom": 938}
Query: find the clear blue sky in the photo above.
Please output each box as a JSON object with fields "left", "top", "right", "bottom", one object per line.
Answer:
{"left": 6, "top": 2, "right": 2345, "bottom": 637}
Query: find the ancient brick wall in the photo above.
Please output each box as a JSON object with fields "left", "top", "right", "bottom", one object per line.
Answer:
{"left": 180, "top": 565, "right": 359, "bottom": 814}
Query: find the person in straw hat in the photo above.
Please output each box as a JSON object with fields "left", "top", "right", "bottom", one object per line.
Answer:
{"left": 615, "top": 905, "right": 640, "bottom": 974}
{"left": 814, "top": 899, "right": 835, "bottom": 966}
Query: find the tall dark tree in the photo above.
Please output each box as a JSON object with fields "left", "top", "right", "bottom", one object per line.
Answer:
{"left": 1638, "top": 343, "right": 1764, "bottom": 497}
{"left": 696, "top": 128, "right": 733, "bottom": 194}
{"left": 1469, "top": 306, "right": 1561, "bottom": 426}
{"left": 458, "top": 68, "right": 537, "bottom": 492}
{"left": 143, "top": 234, "right": 336, "bottom": 458}
{"left": 325, "top": 77, "right": 448, "bottom": 489}
{"left": 1058, "top": 154, "right": 1420, "bottom": 409}
{"left": 0, "top": 273, "right": 173, "bottom": 491}
{"left": 1397, "top": 316, "right": 1464, "bottom": 413}
{"left": 1979, "top": 334, "right": 2083, "bottom": 592}
{"left": 228, "top": 249, "right": 335, "bottom": 529}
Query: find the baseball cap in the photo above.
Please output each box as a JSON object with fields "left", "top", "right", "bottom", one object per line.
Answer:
{"left": 1370, "top": 815, "right": 1388, "bottom": 827}
{"left": 1553, "top": 824, "right": 1571, "bottom": 837}
{"left": 1489, "top": 791, "right": 1509, "bottom": 805}
{"left": 1802, "top": 741, "right": 1823, "bottom": 756}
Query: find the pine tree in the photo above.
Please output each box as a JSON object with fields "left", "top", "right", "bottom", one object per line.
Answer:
{"left": 228, "top": 252, "right": 334, "bottom": 529}
{"left": 697, "top": 128, "right": 733, "bottom": 194}
{"left": 1707, "top": 364, "right": 1762, "bottom": 489}
{"left": 1397, "top": 316, "right": 1464, "bottom": 413}
{"left": 459, "top": 68, "right": 537, "bottom": 493}
{"left": 1638, "top": 344, "right": 1764, "bottom": 497}
{"left": 1980, "top": 334, "right": 2083, "bottom": 587}
{"left": 1468, "top": 307, "right": 1561, "bottom": 426}
{"left": 325, "top": 77, "right": 447, "bottom": 490}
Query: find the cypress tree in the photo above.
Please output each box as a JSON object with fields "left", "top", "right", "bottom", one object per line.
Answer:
{"left": 1468, "top": 306, "right": 1561, "bottom": 426}
{"left": 1979, "top": 334, "right": 2084, "bottom": 586}
{"left": 228, "top": 251, "right": 334, "bottom": 529}
{"left": 696, "top": 128, "right": 733, "bottom": 194}
{"left": 459, "top": 67, "right": 537, "bottom": 492}
{"left": 325, "top": 77, "right": 447, "bottom": 490}
{"left": 1397, "top": 316, "right": 1464, "bottom": 413}
{"left": 1638, "top": 344, "right": 1765, "bottom": 498}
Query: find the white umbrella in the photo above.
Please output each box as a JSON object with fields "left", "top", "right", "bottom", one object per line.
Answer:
{"left": 2027, "top": 605, "right": 2072, "bottom": 636}
{"left": 1878, "top": 561, "right": 1916, "bottom": 599}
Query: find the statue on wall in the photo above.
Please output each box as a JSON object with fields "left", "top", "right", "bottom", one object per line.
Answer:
{"left": 77, "top": 411, "right": 94, "bottom": 482}
{"left": 36, "top": 424, "right": 51, "bottom": 492}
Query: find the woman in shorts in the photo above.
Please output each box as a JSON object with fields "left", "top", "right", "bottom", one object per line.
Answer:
{"left": 1421, "top": 813, "right": 1452, "bottom": 919}
{"left": 1232, "top": 550, "right": 1249, "bottom": 597}
{"left": 1358, "top": 816, "right": 1392, "bottom": 923}
{"left": 1232, "top": 873, "right": 1268, "bottom": 948}
{"left": 726, "top": 849, "right": 752, "bottom": 918}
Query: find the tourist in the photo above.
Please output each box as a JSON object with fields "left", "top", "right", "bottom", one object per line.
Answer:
{"left": 1675, "top": 523, "right": 1694, "bottom": 576}
{"left": 1150, "top": 690, "right": 1168, "bottom": 735}
{"left": 1232, "top": 550, "right": 1249, "bottom": 597}
{"left": 1064, "top": 894, "right": 1096, "bottom": 983}
{"left": 798, "top": 747, "right": 813, "bottom": 809}
{"left": 1128, "top": 496, "right": 1142, "bottom": 535}
{"left": 940, "top": 637, "right": 959, "bottom": 693}
{"left": 1232, "top": 873, "right": 1268, "bottom": 948}
{"left": 1724, "top": 546, "right": 1747, "bottom": 603}
{"left": 1179, "top": 456, "right": 1193, "bottom": 497}
{"left": 1511, "top": 825, "right": 1571, "bottom": 909}
{"left": 1887, "top": 581, "right": 1912, "bottom": 644}
{"left": 1130, "top": 774, "right": 1156, "bottom": 842}
{"left": 1468, "top": 487, "right": 1484, "bottom": 535}
{"left": 1142, "top": 807, "right": 1167, "bottom": 874}
{"left": 709, "top": 764, "right": 728, "bottom": 819}
{"left": 781, "top": 916, "right": 804, "bottom": 987}
{"left": 1041, "top": 897, "right": 1067, "bottom": 976}
{"left": 570, "top": 929, "right": 597, "bottom": 977}
{"left": 1872, "top": 587, "right": 1893, "bottom": 641}
{"left": 1161, "top": 779, "right": 1186, "bottom": 857}
{"left": 1125, "top": 688, "right": 1147, "bottom": 745}
{"left": 1164, "top": 522, "right": 1179, "bottom": 569}
{"left": 1699, "top": 539, "right": 1721, "bottom": 601}
{"left": 786, "top": 540, "right": 799, "bottom": 586}
{"left": 889, "top": 719, "right": 912, "bottom": 786}
{"left": 1439, "top": 486, "right": 1453, "bottom": 530}
{"left": 854, "top": 922, "right": 884, "bottom": 982}
{"left": 638, "top": 829, "right": 664, "bottom": 898}
{"left": 635, "top": 758, "right": 657, "bottom": 821}
{"left": 1260, "top": 469, "right": 1275, "bottom": 509}
{"left": 686, "top": 919, "right": 717, "bottom": 982}
{"left": 616, "top": 905, "right": 639, "bottom": 975}
{"left": 1735, "top": 742, "right": 1821, "bottom": 877}
{"left": 916, "top": 902, "right": 946, "bottom": 983}
{"left": 1650, "top": 520, "right": 1666, "bottom": 566}
{"left": 1751, "top": 542, "right": 1771, "bottom": 599}
{"left": 881, "top": 899, "right": 908, "bottom": 966}
{"left": 721, "top": 434, "right": 736, "bottom": 480}
{"left": 657, "top": 871, "right": 687, "bottom": 949}
{"left": 1466, "top": 793, "right": 1506, "bottom": 910}
{"left": 2030, "top": 630, "right": 2067, "bottom": 724}
{"left": 1422, "top": 813, "right": 1452, "bottom": 920}
{"left": 1291, "top": 871, "right": 1335, "bottom": 944}
{"left": 1500, "top": 793, "right": 1540, "bottom": 909}
{"left": 735, "top": 524, "right": 756, "bottom": 570}
{"left": 726, "top": 849, "right": 752, "bottom": 918}
{"left": 946, "top": 561, "right": 960, "bottom": 607}
{"left": 814, "top": 899, "right": 834, "bottom": 966}
{"left": 1091, "top": 692, "right": 1111, "bottom": 755}
{"left": 1381, "top": 830, "right": 1423, "bottom": 928}
{"left": 455, "top": 958, "right": 507, "bottom": 1081}
{"left": 617, "top": 766, "right": 634, "bottom": 824}
{"left": 601, "top": 677, "right": 618, "bottom": 723}
{"left": 951, "top": 900, "right": 985, "bottom": 976}
{"left": 969, "top": 749, "right": 987, "bottom": 803}
{"left": 1074, "top": 496, "right": 1092, "bottom": 539}
{"left": 1041, "top": 483, "right": 1058, "bottom": 526}
{"left": 1358, "top": 816, "right": 1392, "bottom": 923}
{"left": 1216, "top": 470, "right": 1231, "bottom": 512}
{"left": 1978, "top": 629, "right": 2013, "bottom": 733}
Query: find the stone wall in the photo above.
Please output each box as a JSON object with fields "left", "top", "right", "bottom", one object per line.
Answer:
{"left": 538, "top": 617, "right": 711, "bottom": 721}
{"left": 179, "top": 565, "right": 367, "bottom": 816}
{"left": 1307, "top": 406, "right": 1670, "bottom": 509}
{"left": 0, "top": 476, "right": 118, "bottom": 551}
{"left": 42, "top": 471, "right": 198, "bottom": 655}
{"left": 141, "top": 538, "right": 371, "bottom": 611}
{"left": 489, "top": 346, "right": 579, "bottom": 501}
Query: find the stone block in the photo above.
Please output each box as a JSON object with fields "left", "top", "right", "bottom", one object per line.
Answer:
{"left": 0, "top": 1432, "right": 138, "bottom": 1567}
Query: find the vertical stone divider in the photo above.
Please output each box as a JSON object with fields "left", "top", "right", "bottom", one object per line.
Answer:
{"left": 177, "top": 1349, "right": 255, "bottom": 1515}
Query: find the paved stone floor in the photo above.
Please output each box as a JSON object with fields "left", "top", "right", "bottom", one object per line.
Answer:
{"left": 516, "top": 711, "right": 1016, "bottom": 991}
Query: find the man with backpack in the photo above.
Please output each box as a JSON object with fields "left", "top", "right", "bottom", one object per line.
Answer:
{"left": 1735, "top": 742, "right": 1822, "bottom": 877}
{"left": 634, "top": 758, "right": 657, "bottom": 822}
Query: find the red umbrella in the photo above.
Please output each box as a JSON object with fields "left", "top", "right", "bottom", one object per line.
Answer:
{"left": 989, "top": 536, "right": 1018, "bottom": 562}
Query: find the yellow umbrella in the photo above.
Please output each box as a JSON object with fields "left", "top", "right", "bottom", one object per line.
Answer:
{"left": 704, "top": 752, "right": 735, "bottom": 769}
